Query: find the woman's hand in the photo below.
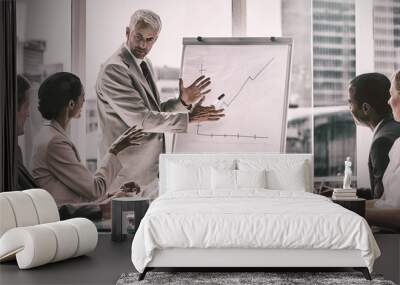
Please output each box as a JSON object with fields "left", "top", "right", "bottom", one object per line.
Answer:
{"left": 109, "top": 125, "right": 144, "bottom": 155}
{"left": 120, "top": 181, "right": 141, "bottom": 195}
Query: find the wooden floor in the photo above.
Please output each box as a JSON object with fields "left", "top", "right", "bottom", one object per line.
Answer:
{"left": 1, "top": 233, "right": 398, "bottom": 285}
{"left": 373, "top": 233, "right": 400, "bottom": 284}
{"left": 0, "top": 233, "right": 133, "bottom": 285}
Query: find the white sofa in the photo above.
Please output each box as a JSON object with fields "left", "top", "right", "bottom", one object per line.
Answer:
{"left": 0, "top": 189, "right": 98, "bottom": 269}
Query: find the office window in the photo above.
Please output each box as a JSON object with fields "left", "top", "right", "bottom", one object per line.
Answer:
{"left": 281, "top": 0, "right": 356, "bottom": 185}
{"left": 281, "top": 0, "right": 312, "bottom": 155}
{"left": 312, "top": 0, "right": 357, "bottom": 185}
{"left": 16, "top": 0, "right": 71, "bottom": 168}
{"left": 373, "top": 0, "right": 400, "bottom": 77}
{"left": 15, "top": 0, "right": 399, "bottom": 231}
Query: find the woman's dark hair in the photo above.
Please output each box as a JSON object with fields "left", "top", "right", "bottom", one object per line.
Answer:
{"left": 349, "top": 72, "right": 391, "bottom": 116}
{"left": 17, "top": 74, "right": 31, "bottom": 110}
{"left": 38, "top": 72, "right": 83, "bottom": 120}
{"left": 394, "top": 69, "right": 400, "bottom": 92}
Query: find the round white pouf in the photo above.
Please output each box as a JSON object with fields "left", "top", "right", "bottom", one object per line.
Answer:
{"left": 1, "top": 192, "right": 39, "bottom": 227}
{"left": 0, "top": 196, "right": 17, "bottom": 237}
{"left": 0, "top": 189, "right": 98, "bottom": 269}
{"left": 0, "top": 226, "right": 57, "bottom": 269}
{"left": 65, "top": 218, "right": 98, "bottom": 257}
{"left": 23, "top": 189, "right": 59, "bottom": 223}
{"left": 42, "top": 221, "right": 79, "bottom": 262}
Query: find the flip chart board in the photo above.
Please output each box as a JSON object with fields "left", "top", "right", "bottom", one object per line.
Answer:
{"left": 173, "top": 37, "right": 293, "bottom": 153}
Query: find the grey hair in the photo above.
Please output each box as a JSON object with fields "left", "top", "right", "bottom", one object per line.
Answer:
{"left": 129, "top": 9, "right": 162, "bottom": 33}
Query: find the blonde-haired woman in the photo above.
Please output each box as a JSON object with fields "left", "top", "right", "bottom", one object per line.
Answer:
{"left": 367, "top": 69, "right": 400, "bottom": 230}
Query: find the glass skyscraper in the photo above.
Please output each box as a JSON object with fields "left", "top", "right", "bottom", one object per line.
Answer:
{"left": 313, "top": 0, "right": 356, "bottom": 107}
{"left": 373, "top": 0, "right": 400, "bottom": 77}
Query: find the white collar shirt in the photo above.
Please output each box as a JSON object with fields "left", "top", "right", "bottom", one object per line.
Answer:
{"left": 373, "top": 119, "right": 385, "bottom": 137}
{"left": 124, "top": 43, "right": 144, "bottom": 68}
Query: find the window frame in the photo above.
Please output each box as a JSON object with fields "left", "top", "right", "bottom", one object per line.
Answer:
{"left": 355, "top": 0, "right": 374, "bottom": 188}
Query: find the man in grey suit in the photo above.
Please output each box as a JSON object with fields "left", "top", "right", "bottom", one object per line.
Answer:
{"left": 96, "top": 9, "right": 224, "bottom": 197}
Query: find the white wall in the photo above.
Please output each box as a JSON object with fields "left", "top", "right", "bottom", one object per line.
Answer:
{"left": 246, "top": 0, "right": 282, "bottom": 36}
{"left": 355, "top": 0, "right": 374, "bottom": 188}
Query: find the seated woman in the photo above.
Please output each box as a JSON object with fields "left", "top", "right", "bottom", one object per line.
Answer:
{"left": 31, "top": 72, "right": 144, "bottom": 211}
{"left": 367, "top": 69, "right": 400, "bottom": 231}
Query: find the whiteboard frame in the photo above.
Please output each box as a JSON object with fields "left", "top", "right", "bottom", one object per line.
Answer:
{"left": 172, "top": 37, "right": 293, "bottom": 153}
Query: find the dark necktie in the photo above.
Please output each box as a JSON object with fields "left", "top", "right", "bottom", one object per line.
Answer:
{"left": 140, "top": 61, "right": 157, "bottom": 98}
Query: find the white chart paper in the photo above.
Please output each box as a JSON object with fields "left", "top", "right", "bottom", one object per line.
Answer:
{"left": 173, "top": 38, "right": 292, "bottom": 153}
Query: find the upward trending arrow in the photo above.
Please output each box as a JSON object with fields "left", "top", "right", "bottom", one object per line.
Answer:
{"left": 223, "top": 57, "right": 275, "bottom": 108}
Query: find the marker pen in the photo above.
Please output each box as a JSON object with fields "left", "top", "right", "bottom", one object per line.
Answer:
{"left": 213, "top": 94, "right": 225, "bottom": 109}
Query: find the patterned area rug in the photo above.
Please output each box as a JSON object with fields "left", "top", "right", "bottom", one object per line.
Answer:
{"left": 116, "top": 271, "right": 396, "bottom": 285}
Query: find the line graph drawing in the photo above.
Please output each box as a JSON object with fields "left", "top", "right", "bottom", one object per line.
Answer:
{"left": 220, "top": 58, "right": 274, "bottom": 108}
{"left": 195, "top": 58, "right": 275, "bottom": 140}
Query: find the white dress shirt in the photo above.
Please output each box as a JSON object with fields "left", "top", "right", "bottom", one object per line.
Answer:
{"left": 373, "top": 119, "right": 384, "bottom": 137}
{"left": 124, "top": 43, "right": 143, "bottom": 69}
{"left": 375, "top": 138, "right": 400, "bottom": 208}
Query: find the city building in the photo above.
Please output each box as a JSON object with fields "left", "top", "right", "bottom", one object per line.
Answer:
{"left": 313, "top": 0, "right": 356, "bottom": 107}
{"left": 373, "top": 0, "right": 400, "bottom": 76}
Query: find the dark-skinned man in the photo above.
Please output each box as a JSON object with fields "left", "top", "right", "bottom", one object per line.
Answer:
{"left": 347, "top": 73, "right": 400, "bottom": 200}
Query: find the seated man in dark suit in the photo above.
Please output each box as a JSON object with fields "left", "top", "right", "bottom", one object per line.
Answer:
{"left": 347, "top": 73, "right": 400, "bottom": 199}
{"left": 16, "top": 75, "right": 37, "bottom": 190}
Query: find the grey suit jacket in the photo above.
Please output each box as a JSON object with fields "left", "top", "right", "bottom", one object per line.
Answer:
{"left": 31, "top": 121, "right": 122, "bottom": 206}
{"left": 96, "top": 44, "right": 189, "bottom": 194}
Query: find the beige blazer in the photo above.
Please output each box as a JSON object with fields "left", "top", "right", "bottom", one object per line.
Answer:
{"left": 96, "top": 44, "right": 189, "bottom": 193}
{"left": 31, "top": 121, "right": 122, "bottom": 206}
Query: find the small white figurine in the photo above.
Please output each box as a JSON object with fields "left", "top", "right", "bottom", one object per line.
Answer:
{"left": 343, "top": 156, "right": 352, "bottom": 189}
